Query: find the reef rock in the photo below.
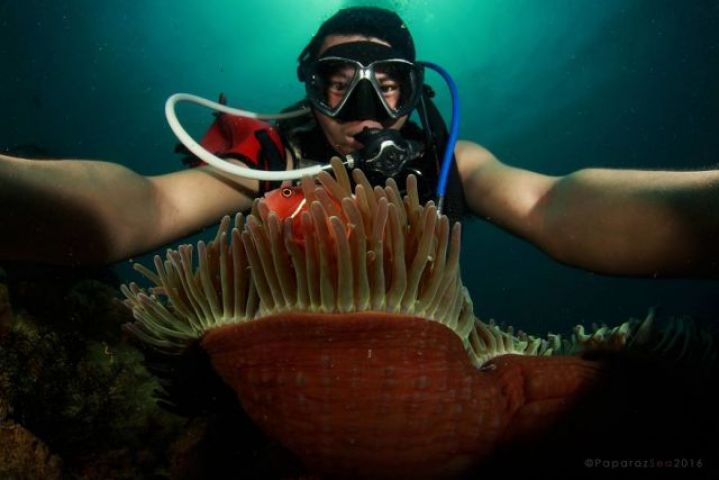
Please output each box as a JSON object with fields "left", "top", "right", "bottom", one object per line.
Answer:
{"left": 0, "top": 421, "right": 63, "bottom": 480}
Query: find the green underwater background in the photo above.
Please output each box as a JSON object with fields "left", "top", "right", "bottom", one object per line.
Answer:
{"left": 0, "top": 0, "right": 719, "bottom": 328}
{"left": 2, "top": 0, "right": 718, "bottom": 332}
{"left": 1, "top": 0, "right": 718, "bottom": 478}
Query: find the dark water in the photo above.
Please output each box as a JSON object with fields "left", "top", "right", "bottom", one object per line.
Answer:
{"left": 1, "top": 0, "right": 717, "bottom": 334}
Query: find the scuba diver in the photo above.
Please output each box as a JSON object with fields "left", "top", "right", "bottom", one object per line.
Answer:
{"left": 179, "top": 7, "right": 466, "bottom": 222}
{"left": 0, "top": 6, "right": 717, "bottom": 278}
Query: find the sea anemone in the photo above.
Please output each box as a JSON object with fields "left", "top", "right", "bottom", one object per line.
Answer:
{"left": 121, "top": 160, "right": 702, "bottom": 478}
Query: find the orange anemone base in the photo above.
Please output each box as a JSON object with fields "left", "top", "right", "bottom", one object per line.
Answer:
{"left": 201, "top": 313, "right": 603, "bottom": 478}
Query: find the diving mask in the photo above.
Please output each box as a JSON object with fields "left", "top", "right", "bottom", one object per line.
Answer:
{"left": 301, "top": 42, "right": 424, "bottom": 121}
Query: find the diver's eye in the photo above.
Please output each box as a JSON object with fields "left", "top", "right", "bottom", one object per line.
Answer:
{"left": 281, "top": 188, "right": 293, "bottom": 198}
{"left": 380, "top": 82, "right": 399, "bottom": 94}
{"left": 328, "top": 80, "right": 349, "bottom": 94}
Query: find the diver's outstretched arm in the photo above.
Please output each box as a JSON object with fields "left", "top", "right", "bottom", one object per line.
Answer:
{"left": 0, "top": 154, "right": 257, "bottom": 265}
{"left": 456, "top": 140, "right": 719, "bottom": 278}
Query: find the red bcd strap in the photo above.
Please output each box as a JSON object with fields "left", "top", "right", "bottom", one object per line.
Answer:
{"left": 200, "top": 114, "right": 284, "bottom": 166}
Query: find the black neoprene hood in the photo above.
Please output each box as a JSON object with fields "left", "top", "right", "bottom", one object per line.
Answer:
{"left": 297, "top": 6, "right": 416, "bottom": 81}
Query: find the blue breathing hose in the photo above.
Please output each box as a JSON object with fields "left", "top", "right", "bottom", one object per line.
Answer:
{"left": 418, "top": 61, "right": 461, "bottom": 215}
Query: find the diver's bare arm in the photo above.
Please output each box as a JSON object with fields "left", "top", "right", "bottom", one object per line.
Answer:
{"left": 0, "top": 154, "right": 256, "bottom": 265}
{"left": 456, "top": 141, "right": 559, "bottom": 246}
{"left": 456, "top": 141, "right": 719, "bottom": 277}
{"left": 539, "top": 167, "right": 719, "bottom": 277}
{"left": 0, "top": 154, "right": 150, "bottom": 264}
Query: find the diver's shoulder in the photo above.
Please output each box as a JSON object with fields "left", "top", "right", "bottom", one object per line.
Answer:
{"left": 454, "top": 140, "right": 498, "bottom": 167}
{"left": 455, "top": 140, "right": 494, "bottom": 157}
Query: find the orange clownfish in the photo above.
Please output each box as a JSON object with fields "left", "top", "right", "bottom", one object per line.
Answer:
{"left": 263, "top": 186, "right": 309, "bottom": 242}
{"left": 263, "top": 186, "right": 308, "bottom": 221}
{"left": 263, "top": 185, "right": 348, "bottom": 245}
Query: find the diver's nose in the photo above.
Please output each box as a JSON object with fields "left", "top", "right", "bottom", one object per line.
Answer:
{"left": 337, "top": 80, "right": 388, "bottom": 122}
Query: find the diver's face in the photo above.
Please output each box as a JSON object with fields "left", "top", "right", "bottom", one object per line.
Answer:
{"left": 314, "top": 34, "right": 408, "bottom": 155}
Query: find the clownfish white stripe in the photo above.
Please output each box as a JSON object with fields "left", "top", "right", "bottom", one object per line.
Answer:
{"left": 290, "top": 198, "right": 308, "bottom": 219}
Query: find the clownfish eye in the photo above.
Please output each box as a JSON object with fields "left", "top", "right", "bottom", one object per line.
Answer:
{"left": 281, "top": 188, "right": 293, "bottom": 198}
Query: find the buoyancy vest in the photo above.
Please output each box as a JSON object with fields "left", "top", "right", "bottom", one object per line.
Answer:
{"left": 178, "top": 95, "right": 287, "bottom": 195}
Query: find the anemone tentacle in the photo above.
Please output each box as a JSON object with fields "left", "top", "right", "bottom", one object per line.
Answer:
{"left": 122, "top": 161, "right": 692, "bottom": 367}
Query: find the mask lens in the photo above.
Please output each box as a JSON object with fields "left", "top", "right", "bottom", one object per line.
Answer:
{"left": 371, "top": 60, "right": 420, "bottom": 117}
{"left": 305, "top": 58, "right": 422, "bottom": 119}
{"left": 307, "top": 59, "right": 358, "bottom": 114}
